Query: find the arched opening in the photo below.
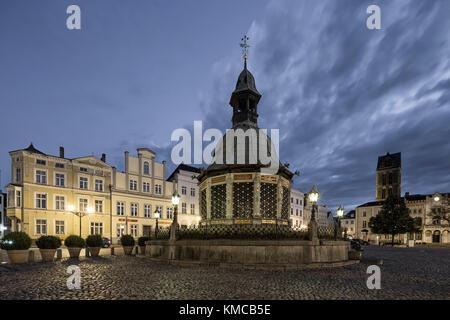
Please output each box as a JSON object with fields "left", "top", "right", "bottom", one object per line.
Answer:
{"left": 432, "top": 230, "right": 441, "bottom": 243}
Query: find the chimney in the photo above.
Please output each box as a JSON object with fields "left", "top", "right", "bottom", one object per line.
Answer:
{"left": 59, "top": 146, "right": 64, "bottom": 158}
{"left": 101, "top": 153, "right": 106, "bottom": 162}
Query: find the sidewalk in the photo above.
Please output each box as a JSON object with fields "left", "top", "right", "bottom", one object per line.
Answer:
{"left": 1, "top": 246, "right": 127, "bottom": 264}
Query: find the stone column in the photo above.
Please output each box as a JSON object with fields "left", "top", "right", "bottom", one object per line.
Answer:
{"left": 253, "top": 173, "right": 261, "bottom": 218}
{"left": 225, "top": 174, "right": 233, "bottom": 220}
{"left": 138, "top": 153, "right": 142, "bottom": 192}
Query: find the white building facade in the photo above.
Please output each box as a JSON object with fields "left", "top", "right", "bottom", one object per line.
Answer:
{"left": 290, "top": 189, "right": 304, "bottom": 229}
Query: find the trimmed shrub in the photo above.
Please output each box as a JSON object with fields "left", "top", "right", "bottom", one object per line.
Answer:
{"left": 138, "top": 236, "right": 149, "bottom": 247}
{"left": 120, "top": 234, "right": 135, "bottom": 246}
{"left": 86, "top": 234, "right": 103, "bottom": 247}
{"left": 36, "top": 235, "right": 61, "bottom": 249}
{"left": 64, "top": 235, "right": 86, "bottom": 248}
{"left": 0, "top": 232, "right": 32, "bottom": 250}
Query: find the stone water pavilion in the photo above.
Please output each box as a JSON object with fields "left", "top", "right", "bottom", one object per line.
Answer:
{"left": 146, "top": 47, "right": 353, "bottom": 269}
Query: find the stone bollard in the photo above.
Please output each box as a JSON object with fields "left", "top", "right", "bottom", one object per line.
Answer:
{"left": 28, "top": 250, "right": 35, "bottom": 263}
{"left": 56, "top": 248, "right": 62, "bottom": 260}
{"left": 111, "top": 247, "right": 115, "bottom": 256}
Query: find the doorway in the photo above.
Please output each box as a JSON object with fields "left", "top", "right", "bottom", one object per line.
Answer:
{"left": 432, "top": 230, "right": 441, "bottom": 243}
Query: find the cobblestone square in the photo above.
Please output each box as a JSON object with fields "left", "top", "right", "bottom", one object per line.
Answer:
{"left": 0, "top": 246, "right": 448, "bottom": 300}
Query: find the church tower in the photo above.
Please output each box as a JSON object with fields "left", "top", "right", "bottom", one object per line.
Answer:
{"left": 376, "top": 152, "right": 402, "bottom": 201}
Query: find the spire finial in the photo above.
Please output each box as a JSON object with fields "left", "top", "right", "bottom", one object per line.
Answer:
{"left": 240, "top": 35, "right": 250, "bottom": 65}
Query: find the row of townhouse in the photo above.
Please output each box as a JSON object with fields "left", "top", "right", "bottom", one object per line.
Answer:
{"left": 5, "top": 144, "right": 201, "bottom": 244}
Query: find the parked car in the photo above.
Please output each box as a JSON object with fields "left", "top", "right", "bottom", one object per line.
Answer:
{"left": 102, "top": 237, "right": 111, "bottom": 248}
{"left": 354, "top": 238, "right": 370, "bottom": 246}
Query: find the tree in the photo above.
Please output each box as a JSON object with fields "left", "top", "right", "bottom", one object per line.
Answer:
{"left": 369, "top": 195, "right": 422, "bottom": 246}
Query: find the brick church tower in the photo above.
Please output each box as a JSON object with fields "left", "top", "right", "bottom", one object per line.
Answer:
{"left": 376, "top": 152, "right": 402, "bottom": 201}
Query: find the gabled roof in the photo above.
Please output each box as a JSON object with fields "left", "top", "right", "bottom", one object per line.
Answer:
{"left": 167, "top": 164, "right": 201, "bottom": 182}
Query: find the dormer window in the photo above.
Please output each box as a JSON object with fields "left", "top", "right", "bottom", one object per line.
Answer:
{"left": 36, "top": 159, "right": 46, "bottom": 165}
{"left": 143, "top": 161, "right": 150, "bottom": 175}
{"left": 80, "top": 167, "right": 88, "bottom": 172}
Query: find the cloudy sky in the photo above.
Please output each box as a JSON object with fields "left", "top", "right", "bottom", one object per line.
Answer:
{"left": 1, "top": 0, "right": 449, "bottom": 213}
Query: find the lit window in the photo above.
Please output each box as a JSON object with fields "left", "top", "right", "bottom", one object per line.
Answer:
{"left": 182, "top": 203, "right": 187, "bottom": 214}
{"left": 190, "top": 203, "right": 195, "bottom": 214}
{"left": 90, "top": 222, "right": 103, "bottom": 235}
{"left": 130, "top": 224, "right": 138, "bottom": 237}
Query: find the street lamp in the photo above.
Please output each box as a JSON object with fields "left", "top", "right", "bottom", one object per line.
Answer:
{"left": 154, "top": 208, "right": 160, "bottom": 239}
{"left": 307, "top": 186, "right": 319, "bottom": 221}
{"left": 170, "top": 191, "right": 180, "bottom": 241}
{"left": 67, "top": 204, "right": 93, "bottom": 237}
{"left": 336, "top": 205, "right": 344, "bottom": 240}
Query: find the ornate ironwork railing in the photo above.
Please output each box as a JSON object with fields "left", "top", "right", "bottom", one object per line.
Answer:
{"left": 318, "top": 225, "right": 344, "bottom": 240}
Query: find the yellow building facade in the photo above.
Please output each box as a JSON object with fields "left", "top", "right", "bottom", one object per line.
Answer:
{"left": 5, "top": 144, "right": 188, "bottom": 244}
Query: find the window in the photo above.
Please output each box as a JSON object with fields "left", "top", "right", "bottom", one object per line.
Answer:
{"left": 351, "top": 220, "right": 354, "bottom": 224}
{"left": 382, "top": 189, "right": 386, "bottom": 199}
{"left": 80, "top": 167, "right": 88, "bottom": 172}
{"left": 35, "top": 219, "right": 47, "bottom": 235}
{"left": 131, "top": 203, "right": 138, "bottom": 216}
{"left": 296, "top": 209, "right": 299, "bottom": 216}
{"left": 36, "top": 170, "right": 47, "bottom": 184}
{"left": 362, "top": 211, "right": 366, "bottom": 217}
{"left": 166, "top": 207, "right": 173, "bottom": 219}
{"left": 15, "top": 168, "right": 21, "bottom": 183}
{"left": 55, "top": 195, "right": 65, "bottom": 210}
{"left": 36, "top": 159, "right": 46, "bottom": 165}
{"left": 55, "top": 220, "right": 65, "bottom": 235}
{"left": 79, "top": 177, "right": 88, "bottom": 189}
{"left": 290, "top": 208, "right": 293, "bottom": 216}
{"left": 36, "top": 193, "right": 47, "bottom": 209}
{"left": 90, "top": 222, "right": 103, "bottom": 235}
{"left": 190, "top": 188, "right": 195, "bottom": 197}
{"left": 95, "top": 179, "right": 103, "bottom": 192}
{"left": 95, "top": 200, "right": 103, "bottom": 213}
{"left": 155, "top": 184, "right": 162, "bottom": 194}
{"left": 190, "top": 203, "right": 195, "bottom": 214}
{"left": 299, "top": 210, "right": 303, "bottom": 217}
{"left": 143, "top": 182, "right": 150, "bottom": 193}
{"left": 130, "top": 224, "right": 138, "bottom": 237}
{"left": 130, "top": 180, "right": 137, "bottom": 191}
{"left": 182, "top": 202, "right": 187, "bottom": 214}
{"left": 418, "top": 209, "right": 422, "bottom": 214}
{"left": 300, "top": 200, "right": 303, "bottom": 206}
{"left": 79, "top": 198, "right": 88, "bottom": 212}
{"left": 156, "top": 205, "right": 163, "bottom": 216}
{"left": 55, "top": 173, "right": 65, "bottom": 187}
{"left": 117, "top": 201, "right": 125, "bottom": 215}
{"left": 181, "top": 186, "right": 187, "bottom": 195}
{"left": 55, "top": 163, "right": 65, "bottom": 168}
{"left": 363, "top": 221, "right": 367, "bottom": 228}
{"left": 117, "top": 224, "right": 125, "bottom": 237}
{"left": 291, "top": 197, "right": 293, "bottom": 203}
{"left": 296, "top": 199, "right": 299, "bottom": 205}
{"left": 143, "top": 162, "right": 150, "bottom": 175}
{"left": 16, "top": 191, "right": 21, "bottom": 208}
{"left": 7, "top": 190, "right": 14, "bottom": 207}
{"left": 144, "top": 204, "right": 151, "bottom": 217}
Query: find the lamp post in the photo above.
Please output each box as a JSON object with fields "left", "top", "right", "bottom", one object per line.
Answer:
{"left": 307, "top": 186, "right": 320, "bottom": 243}
{"left": 154, "top": 208, "right": 160, "bottom": 239}
{"left": 67, "top": 204, "right": 93, "bottom": 237}
{"left": 336, "top": 205, "right": 344, "bottom": 240}
{"left": 170, "top": 191, "right": 180, "bottom": 241}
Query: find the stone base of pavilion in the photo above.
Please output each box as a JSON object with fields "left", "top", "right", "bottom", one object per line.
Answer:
{"left": 144, "top": 239, "right": 356, "bottom": 270}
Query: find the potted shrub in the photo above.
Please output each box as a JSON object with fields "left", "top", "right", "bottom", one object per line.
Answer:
{"left": 0, "top": 232, "right": 32, "bottom": 264}
{"left": 120, "top": 234, "right": 135, "bottom": 255}
{"left": 138, "top": 236, "right": 149, "bottom": 255}
{"left": 86, "top": 234, "right": 103, "bottom": 257}
{"left": 36, "top": 235, "right": 61, "bottom": 262}
{"left": 65, "top": 235, "right": 86, "bottom": 258}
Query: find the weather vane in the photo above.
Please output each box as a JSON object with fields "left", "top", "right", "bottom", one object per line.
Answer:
{"left": 240, "top": 35, "right": 250, "bottom": 61}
